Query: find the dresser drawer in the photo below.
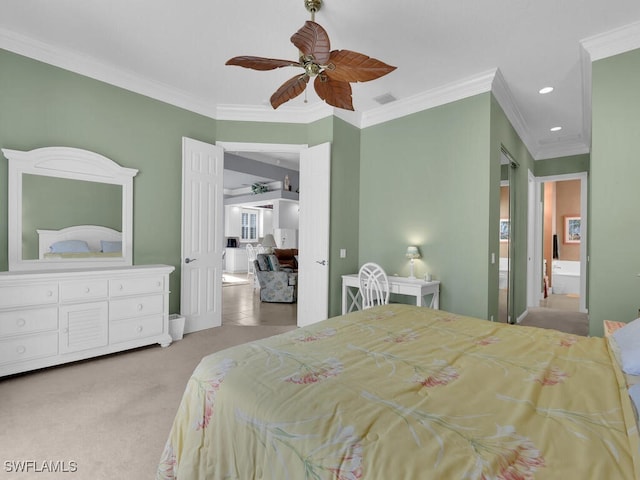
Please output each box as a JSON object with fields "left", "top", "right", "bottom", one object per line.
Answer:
{"left": 0, "top": 331, "right": 58, "bottom": 365}
{"left": 109, "top": 314, "right": 163, "bottom": 344}
{"left": 60, "top": 280, "right": 108, "bottom": 302}
{"left": 0, "top": 283, "right": 58, "bottom": 308}
{"left": 109, "top": 294, "right": 164, "bottom": 320}
{"left": 0, "top": 307, "right": 58, "bottom": 337}
{"left": 109, "top": 276, "right": 165, "bottom": 297}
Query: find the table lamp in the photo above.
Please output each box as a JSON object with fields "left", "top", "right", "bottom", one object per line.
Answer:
{"left": 262, "top": 234, "right": 277, "bottom": 253}
{"left": 405, "top": 245, "right": 421, "bottom": 279}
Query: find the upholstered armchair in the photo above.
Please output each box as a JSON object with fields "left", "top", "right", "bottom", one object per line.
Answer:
{"left": 254, "top": 254, "right": 297, "bottom": 303}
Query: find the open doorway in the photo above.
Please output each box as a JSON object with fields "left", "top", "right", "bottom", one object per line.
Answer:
{"left": 215, "top": 141, "right": 332, "bottom": 328}
{"left": 529, "top": 172, "right": 587, "bottom": 314}
{"left": 221, "top": 148, "right": 300, "bottom": 327}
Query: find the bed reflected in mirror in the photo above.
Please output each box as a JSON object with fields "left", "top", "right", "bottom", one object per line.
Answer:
{"left": 21, "top": 174, "right": 123, "bottom": 260}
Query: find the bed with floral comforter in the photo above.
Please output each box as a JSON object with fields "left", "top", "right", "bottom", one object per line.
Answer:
{"left": 157, "top": 304, "right": 640, "bottom": 479}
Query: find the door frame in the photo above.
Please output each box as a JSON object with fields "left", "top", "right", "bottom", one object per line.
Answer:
{"left": 214, "top": 141, "right": 315, "bottom": 325}
{"left": 528, "top": 171, "right": 588, "bottom": 313}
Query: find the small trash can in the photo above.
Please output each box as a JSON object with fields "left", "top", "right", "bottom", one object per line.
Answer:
{"left": 168, "top": 314, "right": 185, "bottom": 341}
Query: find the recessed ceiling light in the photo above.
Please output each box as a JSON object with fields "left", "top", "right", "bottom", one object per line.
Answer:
{"left": 539, "top": 87, "right": 554, "bottom": 94}
{"left": 550, "top": 126, "right": 562, "bottom": 132}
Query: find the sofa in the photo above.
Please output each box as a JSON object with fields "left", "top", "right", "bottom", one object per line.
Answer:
{"left": 254, "top": 253, "right": 297, "bottom": 303}
{"left": 273, "top": 248, "right": 298, "bottom": 272}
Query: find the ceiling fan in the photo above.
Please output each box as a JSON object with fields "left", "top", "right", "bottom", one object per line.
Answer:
{"left": 226, "top": 0, "right": 396, "bottom": 111}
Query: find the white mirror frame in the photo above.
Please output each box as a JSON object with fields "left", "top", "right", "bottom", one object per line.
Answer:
{"left": 2, "top": 146, "right": 138, "bottom": 271}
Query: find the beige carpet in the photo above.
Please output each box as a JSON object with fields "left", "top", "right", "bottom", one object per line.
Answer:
{"left": 520, "top": 307, "right": 589, "bottom": 336}
{"left": 0, "top": 324, "right": 295, "bottom": 480}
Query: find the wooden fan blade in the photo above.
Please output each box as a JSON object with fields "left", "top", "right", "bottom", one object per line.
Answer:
{"left": 324, "top": 50, "right": 396, "bottom": 83}
{"left": 290, "top": 21, "right": 331, "bottom": 64}
{"left": 314, "top": 75, "right": 354, "bottom": 111}
{"left": 270, "top": 74, "right": 310, "bottom": 109}
{"left": 226, "top": 56, "right": 299, "bottom": 71}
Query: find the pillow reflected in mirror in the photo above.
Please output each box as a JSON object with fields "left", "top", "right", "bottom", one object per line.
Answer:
{"left": 101, "top": 240, "right": 122, "bottom": 253}
{"left": 50, "top": 240, "right": 91, "bottom": 254}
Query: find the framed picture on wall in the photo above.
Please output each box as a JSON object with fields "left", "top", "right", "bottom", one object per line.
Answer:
{"left": 564, "top": 215, "right": 581, "bottom": 244}
{"left": 499, "top": 218, "right": 509, "bottom": 242}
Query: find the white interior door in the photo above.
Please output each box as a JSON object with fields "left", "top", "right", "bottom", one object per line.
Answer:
{"left": 180, "top": 137, "right": 224, "bottom": 333}
{"left": 297, "top": 142, "right": 331, "bottom": 327}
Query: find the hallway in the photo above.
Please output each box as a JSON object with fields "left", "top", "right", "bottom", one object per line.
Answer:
{"left": 520, "top": 293, "right": 588, "bottom": 336}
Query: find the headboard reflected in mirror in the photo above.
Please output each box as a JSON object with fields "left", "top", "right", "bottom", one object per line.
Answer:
{"left": 2, "top": 146, "right": 138, "bottom": 271}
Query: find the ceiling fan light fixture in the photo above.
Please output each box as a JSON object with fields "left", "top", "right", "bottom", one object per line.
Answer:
{"left": 225, "top": 1, "right": 396, "bottom": 111}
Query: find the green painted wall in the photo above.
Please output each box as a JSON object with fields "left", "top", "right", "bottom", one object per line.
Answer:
{"left": 0, "top": 49, "right": 217, "bottom": 313}
{"left": 327, "top": 117, "right": 361, "bottom": 317}
{"left": 590, "top": 48, "right": 640, "bottom": 336}
{"left": 359, "top": 94, "right": 492, "bottom": 318}
{"left": 534, "top": 154, "right": 589, "bottom": 177}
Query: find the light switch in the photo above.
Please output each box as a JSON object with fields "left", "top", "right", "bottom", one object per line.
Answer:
{"left": 340, "top": 248, "right": 347, "bottom": 258}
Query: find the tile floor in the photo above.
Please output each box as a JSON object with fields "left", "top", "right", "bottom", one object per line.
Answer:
{"left": 222, "top": 273, "right": 298, "bottom": 326}
{"left": 538, "top": 293, "right": 580, "bottom": 311}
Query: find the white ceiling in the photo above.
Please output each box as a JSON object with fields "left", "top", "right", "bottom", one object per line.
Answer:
{"left": 2, "top": 1, "right": 640, "bottom": 161}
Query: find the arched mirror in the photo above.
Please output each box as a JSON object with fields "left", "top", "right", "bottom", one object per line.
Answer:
{"left": 2, "top": 146, "right": 138, "bottom": 271}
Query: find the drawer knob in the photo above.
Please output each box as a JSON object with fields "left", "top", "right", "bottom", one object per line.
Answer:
{"left": 16, "top": 345, "right": 26, "bottom": 355}
{"left": 47, "top": 290, "right": 53, "bottom": 297}
{"left": 16, "top": 318, "right": 26, "bottom": 327}
{"left": 137, "top": 304, "right": 144, "bottom": 311}
{"left": 137, "top": 326, "right": 143, "bottom": 333}
{"left": 119, "top": 284, "right": 124, "bottom": 290}
{"left": 85, "top": 287, "right": 91, "bottom": 293}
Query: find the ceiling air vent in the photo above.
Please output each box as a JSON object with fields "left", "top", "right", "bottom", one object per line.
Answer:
{"left": 374, "top": 92, "right": 397, "bottom": 105}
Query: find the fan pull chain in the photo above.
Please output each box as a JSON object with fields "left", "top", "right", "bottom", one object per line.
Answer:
{"left": 304, "top": 88, "right": 308, "bottom": 104}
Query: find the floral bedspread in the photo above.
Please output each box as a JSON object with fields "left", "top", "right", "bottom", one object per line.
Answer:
{"left": 157, "top": 304, "right": 640, "bottom": 479}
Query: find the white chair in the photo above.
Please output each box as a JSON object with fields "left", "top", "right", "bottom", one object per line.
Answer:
{"left": 358, "top": 262, "right": 390, "bottom": 309}
{"left": 246, "top": 244, "right": 257, "bottom": 275}
{"left": 256, "top": 244, "right": 266, "bottom": 254}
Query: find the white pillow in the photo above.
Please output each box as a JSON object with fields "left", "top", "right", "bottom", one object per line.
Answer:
{"left": 612, "top": 318, "right": 640, "bottom": 375}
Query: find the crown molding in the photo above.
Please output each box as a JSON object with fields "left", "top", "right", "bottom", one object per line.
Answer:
{"left": 534, "top": 139, "right": 590, "bottom": 161}
{"left": 0, "top": 27, "right": 219, "bottom": 119}
{"left": 215, "top": 102, "right": 333, "bottom": 124}
{"left": 354, "top": 69, "right": 498, "bottom": 129}
{"left": 581, "top": 20, "right": 640, "bottom": 61}
{"left": 491, "top": 68, "right": 536, "bottom": 158}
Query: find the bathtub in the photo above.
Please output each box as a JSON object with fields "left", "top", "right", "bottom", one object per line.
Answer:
{"left": 551, "top": 260, "right": 580, "bottom": 295}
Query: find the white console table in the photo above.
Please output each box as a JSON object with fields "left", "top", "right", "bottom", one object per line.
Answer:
{"left": 342, "top": 274, "right": 440, "bottom": 314}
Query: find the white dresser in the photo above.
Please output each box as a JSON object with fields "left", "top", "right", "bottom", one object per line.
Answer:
{"left": 0, "top": 264, "right": 174, "bottom": 377}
